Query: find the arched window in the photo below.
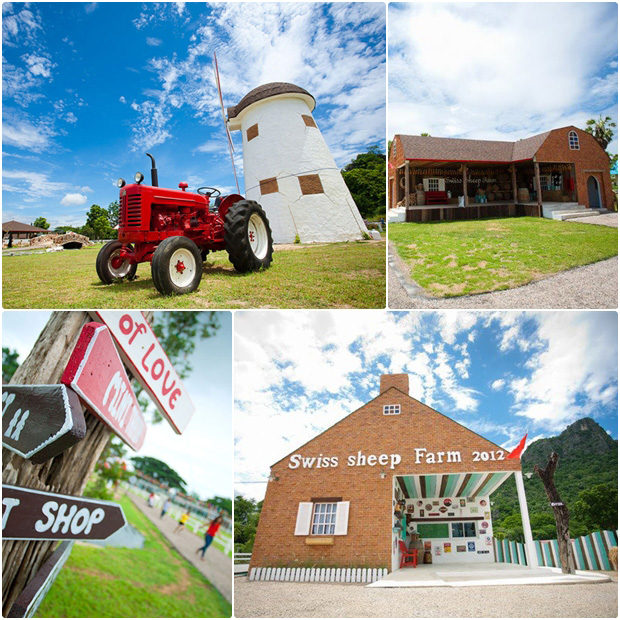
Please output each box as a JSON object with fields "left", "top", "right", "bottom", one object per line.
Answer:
{"left": 568, "top": 130, "right": 580, "bottom": 150}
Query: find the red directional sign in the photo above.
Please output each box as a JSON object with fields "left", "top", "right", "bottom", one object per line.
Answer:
{"left": 2, "top": 385, "right": 86, "bottom": 464}
{"left": 61, "top": 322, "right": 146, "bottom": 451}
{"left": 2, "top": 485, "right": 127, "bottom": 541}
{"left": 91, "top": 311, "right": 194, "bottom": 434}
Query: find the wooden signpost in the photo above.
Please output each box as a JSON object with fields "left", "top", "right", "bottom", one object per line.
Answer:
{"left": 7, "top": 541, "right": 74, "bottom": 618}
{"left": 2, "top": 485, "right": 127, "bottom": 541}
{"left": 91, "top": 311, "right": 195, "bottom": 434}
{"left": 2, "top": 385, "right": 86, "bottom": 464}
{"left": 61, "top": 322, "right": 147, "bottom": 451}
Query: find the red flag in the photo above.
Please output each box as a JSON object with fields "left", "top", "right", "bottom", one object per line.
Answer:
{"left": 506, "top": 433, "right": 528, "bottom": 459}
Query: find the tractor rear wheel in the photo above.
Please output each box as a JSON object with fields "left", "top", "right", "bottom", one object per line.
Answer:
{"left": 151, "top": 236, "right": 203, "bottom": 295}
{"left": 224, "top": 200, "right": 273, "bottom": 273}
{"left": 96, "top": 240, "right": 137, "bottom": 284}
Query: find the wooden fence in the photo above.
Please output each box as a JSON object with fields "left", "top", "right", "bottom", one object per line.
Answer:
{"left": 494, "top": 530, "right": 617, "bottom": 570}
{"left": 248, "top": 566, "right": 388, "bottom": 583}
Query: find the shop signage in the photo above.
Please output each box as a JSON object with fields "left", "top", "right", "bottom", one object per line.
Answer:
{"left": 90, "top": 311, "right": 194, "bottom": 434}
{"left": 2, "top": 385, "right": 86, "bottom": 464}
{"left": 7, "top": 540, "right": 74, "bottom": 618}
{"left": 61, "top": 322, "right": 146, "bottom": 451}
{"left": 287, "top": 446, "right": 508, "bottom": 469}
{"left": 2, "top": 485, "right": 126, "bottom": 540}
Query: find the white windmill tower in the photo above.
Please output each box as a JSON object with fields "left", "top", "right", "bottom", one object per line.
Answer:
{"left": 224, "top": 82, "right": 370, "bottom": 244}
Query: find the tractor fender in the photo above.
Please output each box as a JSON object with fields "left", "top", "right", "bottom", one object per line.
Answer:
{"left": 218, "top": 194, "right": 245, "bottom": 219}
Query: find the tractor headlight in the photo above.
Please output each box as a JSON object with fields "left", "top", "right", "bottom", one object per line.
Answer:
{"left": 117, "top": 178, "right": 126, "bottom": 188}
{"left": 134, "top": 172, "right": 144, "bottom": 184}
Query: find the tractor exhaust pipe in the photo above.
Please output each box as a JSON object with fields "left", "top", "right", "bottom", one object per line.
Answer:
{"left": 146, "top": 152, "right": 159, "bottom": 187}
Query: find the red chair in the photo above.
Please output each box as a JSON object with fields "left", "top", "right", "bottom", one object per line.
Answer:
{"left": 398, "top": 540, "right": 418, "bottom": 568}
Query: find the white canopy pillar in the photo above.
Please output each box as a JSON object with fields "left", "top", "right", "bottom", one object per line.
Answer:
{"left": 514, "top": 470, "right": 537, "bottom": 569}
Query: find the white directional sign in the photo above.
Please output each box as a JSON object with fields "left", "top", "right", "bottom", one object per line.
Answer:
{"left": 90, "top": 311, "right": 195, "bottom": 434}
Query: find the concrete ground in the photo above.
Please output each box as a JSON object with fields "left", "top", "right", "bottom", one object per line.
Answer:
{"left": 127, "top": 490, "right": 232, "bottom": 603}
{"left": 234, "top": 570, "right": 617, "bottom": 618}
{"left": 566, "top": 212, "right": 618, "bottom": 227}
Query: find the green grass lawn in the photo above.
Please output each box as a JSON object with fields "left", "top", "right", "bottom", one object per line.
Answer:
{"left": 389, "top": 217, "right": 618, "bottom": 297}
{"left": 35, "top": 496, "right": 231, "bottom": 618}
{"left": 2, "top": 241, "right": 385, "bottom": 309}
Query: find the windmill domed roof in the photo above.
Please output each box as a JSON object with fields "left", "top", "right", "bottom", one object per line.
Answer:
{"left": 227, "top": 82, "right": 315, "bottom": 119}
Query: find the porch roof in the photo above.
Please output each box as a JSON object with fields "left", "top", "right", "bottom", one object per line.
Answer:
{"left": 397, "top": 131, "right": 551, "bottom": 165}
{"left": 396, "top": 471, "right": 513, "bottom": 500}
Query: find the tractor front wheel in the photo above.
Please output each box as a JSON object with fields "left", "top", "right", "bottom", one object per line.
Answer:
{"left": 151, "top": 236, "right": 203, "bottom": 295}
{"left": 224, "top": 200, "right": 273, "bottom": 273}
{"left": 96, "top": 240, "right": 137, "bottom": 284}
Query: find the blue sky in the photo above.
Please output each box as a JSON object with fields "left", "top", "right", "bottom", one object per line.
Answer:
{"left": 2, "top": 310, "right": 233, "bottom": 501}
{"left": 2, "top": 2, "right": 386, "bottom": 228}
{"left": 389, "top": 3, "right": 618, "bottom": 155}
{"left": 234, "top": 310, "right": 618, "bottom": 501}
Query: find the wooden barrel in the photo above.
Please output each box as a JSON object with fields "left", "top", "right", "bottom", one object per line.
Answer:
{"left": 416, "top": 190, "right": 425, "bottom": 206}
{"left": 517, "top": 188, "right": 530, "bottom": 202}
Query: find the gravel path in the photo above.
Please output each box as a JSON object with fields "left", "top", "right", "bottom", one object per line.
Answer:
{"left": 234, "top": 574, "right": 618, "bottom": 618}
{"left": 565, "top": 213, "right": 618, "bottom": 227}
{"left": 388, "top": 242, "right": 618, "bottom": 309}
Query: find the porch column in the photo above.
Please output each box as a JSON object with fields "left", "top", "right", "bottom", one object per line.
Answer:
{"left": 514, "top": 471, "right": 537, "bottom": 569}
{"left": 511, "top": 165, "right": 518, "bottom": 203}
{"left": 534, "top": 158, "right": 543, "bottom": 216}
{"left": 462, "top": 163, "right": 469, "bottom": 207}
{"left": 404, "top": 161, "right": 410, "bottom": 208}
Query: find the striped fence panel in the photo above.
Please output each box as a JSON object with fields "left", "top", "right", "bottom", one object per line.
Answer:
{"left": 496, "top": 530, "right": 617, "bottom": 570}
{"left": 248, "top": 567, "right": 387, "bottom": 583}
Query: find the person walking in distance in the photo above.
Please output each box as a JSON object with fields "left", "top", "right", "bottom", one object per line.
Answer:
{"left": 196, "top": 514, "right": 224, "bottom": 560}
{"left": 160, "top": 497, "right": 171, "bottom": 519}
{"left": 174, "top": 510, "right": 191, "bottom": 534}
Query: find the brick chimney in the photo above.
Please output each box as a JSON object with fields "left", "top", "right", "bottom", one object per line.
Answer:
{"left": 380, "top": 373, "right": 409, "bottom": 394}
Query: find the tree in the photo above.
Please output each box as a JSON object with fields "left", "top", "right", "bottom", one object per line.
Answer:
{"left": 2, "top": 347, "right": 19, "bottom": 382}
{"left": 32, "top": 217, "right": 50, "bottom": 230}
{"left": 2, "top": 312, "right": 114, "bottom": 614}
{"left": 341, "top": 146, "right": 386, "bottom": 219}
{"left": 85, "top": 204, "right": 110, "bottom": 229}
{"left": 573, "top": 483, "right": 618, "bottom": 531}
{"left": 107, "top": 200, "right": 120, "bottom": 228}
{"left": 234, "top": 495, "right": 263, "bottom": 553}
{"left": 207, "top": 495, "right": 232, "bottom": 515}
{"left": 92, "top": 215, "right": 115, "bottom": 239}
{"left": 585, "top": 116, "right": 616, "bottom": 151}
{"left": 130, "top": 455, "right": 188, "bottom": 493}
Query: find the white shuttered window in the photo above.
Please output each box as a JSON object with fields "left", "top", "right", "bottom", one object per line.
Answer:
{"left": 295, "top": 501, "right": 350, "bottom": 536}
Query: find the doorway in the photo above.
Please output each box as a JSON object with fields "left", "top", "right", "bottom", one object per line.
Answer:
{"left": 587, "top": 176, "right": 602, "bottom": 208}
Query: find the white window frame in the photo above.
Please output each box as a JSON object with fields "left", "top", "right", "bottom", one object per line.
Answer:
{"left": 311, "top": 502, "right": 338, "bottom": 535}
{"left": 568, "top": 130, "right": 580, "bottom": 150}
{"left": 423, "top": 177, "right": 446, "bottom": 192}
{"left": 383, "top": 404, "right": 401, "bottom": 415}
{"left": 539, "top": 174, "right": 552, "bottom": 191}
{"left": 294, "top": 501, "right": 350, "bottom": 536}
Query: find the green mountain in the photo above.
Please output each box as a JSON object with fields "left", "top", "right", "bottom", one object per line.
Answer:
{"left": 490, "top": 417, "right": 617, "bottom": 539}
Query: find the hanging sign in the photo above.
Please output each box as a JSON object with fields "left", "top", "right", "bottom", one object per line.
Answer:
{"left": 61, "top": 322, "right": 146, "bottom": 451}
{"left": 2, "top": 385, "right": 86, "bottom": 464}
{"left": 7, "top": 540, "right": 74, "bottom": 618}
{"left": 90, "top": 311, "right": 194, "bottom": 434}
{"left": 2, "top": 485, "right": 126, "bottom": 541}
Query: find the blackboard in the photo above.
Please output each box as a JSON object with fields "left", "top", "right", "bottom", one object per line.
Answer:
{"left": 417, "top": 523, "right": 450, "bottom": 539}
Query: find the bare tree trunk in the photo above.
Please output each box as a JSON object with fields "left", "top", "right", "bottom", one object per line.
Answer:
{"left": 534, "top": 452, "right": 576, "bottom": 574}
{"left": 2, "top": 312, "right": 113, "bottom": 614}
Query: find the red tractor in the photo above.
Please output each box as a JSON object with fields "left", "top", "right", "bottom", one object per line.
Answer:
{"left": 96, "top": 153, "right": 273, "bottom": 295}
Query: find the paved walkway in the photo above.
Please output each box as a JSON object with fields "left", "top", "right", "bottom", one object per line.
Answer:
{"left": 127, "top": 490, "right": 232, "bottom": 603}
{"left": 235, "top": 571, "right": 617, "bottom": 617}
{"left": 566, "top": 213, "right": 618, "bottom": 227}
{"left": 388, "top": 242, "right": 618, "bottom": 309}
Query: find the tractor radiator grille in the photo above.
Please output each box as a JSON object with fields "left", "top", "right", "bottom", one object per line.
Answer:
{"left": 121, "top": 193, "right": 142, "bottom": 228}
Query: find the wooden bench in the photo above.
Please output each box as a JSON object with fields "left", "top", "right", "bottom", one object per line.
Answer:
{"left": 425, "top": 191, "right": 449, "bottom": 204}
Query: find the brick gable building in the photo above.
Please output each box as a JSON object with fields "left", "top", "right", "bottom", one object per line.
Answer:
{"left": 250, "top": 374, "right": 536, "bottom": 576}
{"left": 389, "top": 126, "right": 613, "bottom": 221}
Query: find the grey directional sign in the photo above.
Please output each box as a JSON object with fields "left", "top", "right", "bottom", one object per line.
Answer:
{"left": 2, "top": 385, "right": 86, "bottom": 464}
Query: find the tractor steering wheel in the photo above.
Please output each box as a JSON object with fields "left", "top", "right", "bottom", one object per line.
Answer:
{"left": 197, "top": 187, "right": 221, "bottom": 197}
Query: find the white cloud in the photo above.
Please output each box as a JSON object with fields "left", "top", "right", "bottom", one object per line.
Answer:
{"left": 2, "top": 169, "right": 73, "bottom": 198}
{"left": 491, "top": 379, "right": 506, "bottom": 391}
{"left": 388, "top": 3, "right": 618, "bottom": 151}
{"left": 60, "top": 193, "right": 87, "bottom": 206}
{"left": 22, "top": 52, "right": 55, "bottom": 78}
{"left": 2, "top": 119, "right": 55, "bottom": 151}
{"left": 146, "top": 36, "right": 162, "bottom": 47}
